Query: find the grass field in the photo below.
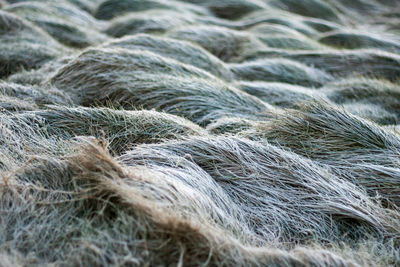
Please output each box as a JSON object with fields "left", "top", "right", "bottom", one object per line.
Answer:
{"left": 1, "top": 0, "right": 400, "bottom": 266}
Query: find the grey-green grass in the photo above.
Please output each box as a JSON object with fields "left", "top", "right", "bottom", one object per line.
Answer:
{"left": 341, "top": 103, "right": 398, "bottom": 125}
{"left": 235, "top": 81, "right": 324, "bottom": 108}
{"left": 0, "top": 94, "right": 38, "bottom": 112}
{"left": 247, "top": 22, "right": 312, "bottom": 36}
{"left": 121, "top": 136, "right": 400, "bottom": 243}
{"left": 15, "top": 106, "right": 207, "bottom": 154}
{"left": 0, "top": 81, "right": 73, "bottom": 107}
{"left": 206, "top": 117, "right": 259, "bottom": 135}
{"left": 167, "top": 25, "right": 266, "bottom": 62}
{"left": 230, "top": 58, "right": 333, "bottom": 87}
{"left": 268, "top": 0, "right": 341, "bottom": 22}
{"left": 319, "top": 31, "right": 400, "bottom": 53}
{"left": 239, "top": 49, "right": 400, "bottom": 82}
{"left": 301, "top": 18, "right": 341, "bottom": 32}
{"left": 0, "top": 138, "right": 362, "bottom": 266}
{"left": 6, "top": 56, "right": 74, "bottom": 85}
{"left": 238, "top": 9, "right": 320, "bottom": 36}
{"left": 104, "top": 9, "right": 198, "bottom": 38}
{"left": 94, "top": 0, "right": 208, "bottom": 20}
{"left": 2, "top": 0, "right": 400, "bottom": 266}
{"left": 4, "top": 108, "right": 365, "bottom": 265}
{"left": 0, "top": 10, "right": 65, "bottom": 78}
{"left": 179, "top": 0, "right": 267, "bottom": 20}
{"left": 322, "top": 78, "right": 400, "bottom": 124}
{"left": 258, "top": 35, "right": 325, "bottom": 50}
{"left": 4, "top": 0, "right": 103, "bottom": 13}
{"left": 50, "top": 47, "right": 274, "bottom": 126}
{"left": 4, "top": 1, "right": 108, "bottom": 48}
{"left": 240, "top": 102, "right": 400, "bottom": 206}
{"left": 247, "top": 22, "right": 329, "bottom": 50}
{"left": 103, "top": 34, "right": 234, "bottom": 81}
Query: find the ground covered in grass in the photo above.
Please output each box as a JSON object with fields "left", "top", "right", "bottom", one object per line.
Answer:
{"left": 1, "top": 0, "right": 400, "bottom": 266}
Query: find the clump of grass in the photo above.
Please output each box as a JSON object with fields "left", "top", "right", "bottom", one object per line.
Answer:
{"left": 342, "top": 103, "right": 398, "bottom": 125}
{"left": 1, "top": 0, "right": 400, "bottom": 265}
{"left": 0, "top": 137, "right": 360, "bottom": 266}
{"left": 259, "top": 35, "right": 325, "bottom": 50}
{"left": 290, "top": 50, "right": 400, "bottom": 82}
{"left": 302, "top": 17, "right": 341, "bottom": 32}
{"left": 51, "top": 47, "right": 216, "bottom": 84}
{"left": 0, "top": 10, "right": 65, "bottom": 78}
{"left": 121, "top": 136, "right": 399, "bottom": 243}
{"left": 103, "top": 34, "right": 234, "bottom": 81}
{"left": 325, "top": 0, "right": 386, "bottom": 21}
{"left": 247, "top": 21, "right": 328, "bottom": 50}
{"left": 268, "top": 0, "right": 340, "bottom": 22}
{"left": 4, "top": 0, "right": 103, "bottom": 13}
{"left": 50, "top": 47, "right": 273, "bottom": 125}
{"left": 248, "top": 22, "right": 311, "bottom": 36}
{"left": 66, "top": 0, "right": 102, "bottom": 13}
{"left": 94, "top": 0, "right": 171, "bottom": 20}
{"left": 238, "top": 9, "right": 319, "bottom": 36}
{"left": 0, "top": 81, "right": 74, "bottom": 106}
{"left": 183, "top": 0, "right": 267, "bottom": 20}
{"left": 323, "top": 78, "right": 400, "bottom": 123}
{"left": 167, "top": 25, "right": 266, "bottom": 62}
{"left": 94, "top": 0, "right": 207, "bottom": 20}
{"left": 0, "top": 95, "right": 38, "bottom": 112}
{"left": 0, "top": 113, "right": 68, "bottom": 171}
{"left": 206, "top": 117, "right": 258, "bottom": 135}
{"left": 319, "top": 31, "right": 400, "bottom": 53}
{"left": 7, "top": 56, "right": 74, "bottom": 85}
{"left": 4, "top": 1, "right": 108, "bottom": 48}
{"left": 242, "top": 101, "right": 400, "bottom": 205}
{"left": 235, "top": 81, "right": 324, "bottom": 108}
{"left": 230, "top": 58, "right": 333, "bottom": 87}
{"left": 240, "top": 49, "right": 400, "bottom": 82}
{"left": 323, "top": 78, "right": 400, "bottom": 104}
{"left": 104, "top": 9, "right": 198, "bottom": 37}
{"left": 16, "top": 106, "right": 207, "bottom": 154}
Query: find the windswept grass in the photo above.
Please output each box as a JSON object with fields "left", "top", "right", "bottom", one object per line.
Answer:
{"left": 50, "top": 48, "right": 273, "bottom": 125}
{"left": 0, "top": 10, "right": 65, "bottom": 78}
{"left": 1, "top": 0, "right": 400, "bottom": 265}
{"left": 167, "top": 25, "right": 266, "bottom": 62}
{"left": 103, "top": 34, "right": 234, "bottom": 80}
{"left": 230, "top": 58, "right": 333, "bottom": 87}
{"left": 319, "top": 31, "right": 400, "bottom": 53}
{"left": 1, "top": 138, "right": 368, "bottom": 266}
{"left": 104, "top": 9, "right": 198, "bottom": 37}
{"left": 4, "top": 1, "right": 108, "bottom": 47}
{"left": 121, "top": 136, "right": 400, "bottom": 243}
{"left": 235, "top": 81, "right": 324, "bottom": 108}
{"left": 323, "top": 78, "right": 400, "bottom": 123}
{"left": 0, "top": 81, "right": 73, "bottom": 106}
{"left": 269, "top": 0, "right": 340, "bottom": 22}
{"left": 15, "top": 106, "right": 207, "bottom": 154}
{"left": 242, "top": 102, "right": 400, "bottom": 206}
{"left": 94, "top": 0, "right": 208, "bottom": 20}
{"left": 181, "top": 0, "right": 267, "bottom": 20}
{"left": 240, "top": 49, "right": 400, "bottom": 81}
